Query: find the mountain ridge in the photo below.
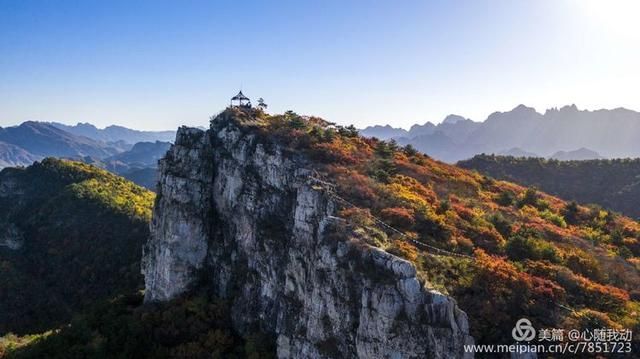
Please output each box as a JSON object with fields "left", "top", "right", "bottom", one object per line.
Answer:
{"left": 0, "top": 122, "right": 119, "bottom": 160}
{"left": 0, "top": 123, "right": 171, "bottom": 189}
{"left": 360, "top": 104, "right": 640, "bottom": 162}
{"left": 50, "top": 122, "right": 176, "bottom": 144}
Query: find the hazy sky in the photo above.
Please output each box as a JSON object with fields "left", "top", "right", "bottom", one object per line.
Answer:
{"left": 1, "top": 0, "right": 639, "bottom": 130}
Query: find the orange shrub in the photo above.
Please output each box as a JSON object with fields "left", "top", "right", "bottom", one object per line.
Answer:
{"left": 456, "top": 250, "right": 565, "bottom": 344}
{"left": 452, "top": 203, "right": 476, "bottom": 222}
{"left": 567, "top": 274, "right": 630, "bottom": 311}
{"left": 466, "top": 226, "right": 506, "bottom": 252}
{"left": 380, "top": 207, "right": 415, "bottom": 229}
{"left": 338, "top": 207, "right": 373, "bottom": 227}
{"left": 386, "top": 239, "right": 419, "bottom": 262}
{"left": 330, "top": 169, "right": 380, "bottom": 207}
{"left": 311, "top": 140, "right": 359, "bottom": 164}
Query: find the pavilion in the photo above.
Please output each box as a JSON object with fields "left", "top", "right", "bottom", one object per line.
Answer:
{"left": 230, "top": 91, "right": 251, "bottom": 108}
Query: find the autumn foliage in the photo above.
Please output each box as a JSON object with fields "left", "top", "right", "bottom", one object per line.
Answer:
{"left": 219, "top": 107, "right": 640, "bottom": 345}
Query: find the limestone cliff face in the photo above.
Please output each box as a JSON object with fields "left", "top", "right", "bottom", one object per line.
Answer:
{"left": 142, "top": 113, "right": 474, "bottom": 358}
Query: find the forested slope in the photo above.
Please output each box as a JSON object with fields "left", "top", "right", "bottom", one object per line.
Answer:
{"left": 459, "top": 154, "right": 640, "bottom": 219}
{"left": 0, "top": 159, "right": 153, "bottom": 334}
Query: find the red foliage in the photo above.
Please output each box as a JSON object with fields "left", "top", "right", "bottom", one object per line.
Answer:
{"left": 466, "top": 226, "right": 505, "bottom": 252}
{"left": 525, "top": 260, "right": 629, "bottom": 312}
{"left": 338, "top": 207, "right": 373, "bottom": 226}
{"left": 340, "top": 175, "right": 379, "bottom": 207}
{"left": 380, "top": 207, "right": 415, "bottom": 229}
{"left": 453, "top": 203, "right": 476, "bottom": 222}
{"left": 311, "top": 141, "right": 359, "bottom": 164}
{"left": 327, "top": 167, "right": 380, "bottom": 208}
{"left": 474, "top": 250, "right": 565, "bottom": 303}
{"left": 570, "top": 274, "right": 630, "bottom": 311}
{"left": 457, "top": 250, "right": 565, "bottom": 343}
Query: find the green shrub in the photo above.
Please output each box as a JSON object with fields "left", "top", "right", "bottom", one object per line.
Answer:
{"left": 565, "top": 251, "right": 604, "bottom": 282}
{"left": 539, "top": 209, "right": 567, "bottom": 228}
{"left": 506, "top": 234, "right": 562, "bottom": 263}
{"left": 562, "top": 201, "right": 580, "bottom": 224}
{"left": 517, "top": 187, "right": 539, "bottom": 208}
{"left": 496, "top": 191, "right": 515, "bottom": 206}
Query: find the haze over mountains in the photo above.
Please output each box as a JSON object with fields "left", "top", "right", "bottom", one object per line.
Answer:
{"left": 3, "top": 104, "right": 640, "bottom": 189}
{"left": 50, "top": 122, "right": 176, "bottom": 144}
{"left": 361, "top": 104, "right": 640, "bottom": 162}
{"left": 0, "top": 122, "right": 119, "bottom": 160}
{"left": 0, "top": 121, "right": 175, "bottom": 189}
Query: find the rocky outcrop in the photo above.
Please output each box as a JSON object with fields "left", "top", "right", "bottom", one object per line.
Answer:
{"left": 142, "top": 112, "right": 474, "bottom": 358}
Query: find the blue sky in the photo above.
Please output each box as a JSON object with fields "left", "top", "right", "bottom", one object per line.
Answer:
{"left": 1, "top": 0, "right": 639, "bottom": 130}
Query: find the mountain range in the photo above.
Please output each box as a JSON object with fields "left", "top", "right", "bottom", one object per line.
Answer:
{"left": 0, "top": 122, "right": 175, "bottom": 189}
{"left": 361, "top": 104, "right": 640, "bottom": 162}
{"left": 50, "top": 122, "right": 176, "bottom": 144}
{"left": 0, "top": 122, "right": 119, "bottom": 161}
{"left": 82, "top": 141, "right": 172, "bottom": 189}
{"left": 0, "top": 143, "right": 39, "bottom": 169}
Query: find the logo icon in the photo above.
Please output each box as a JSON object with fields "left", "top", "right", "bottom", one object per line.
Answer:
{"left": 512, "top": 318, "right": 536, "bottom": 341}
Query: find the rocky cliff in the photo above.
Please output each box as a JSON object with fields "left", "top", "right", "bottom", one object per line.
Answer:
{"left": 142, "top": 110, "right": 474, "bottom": 358}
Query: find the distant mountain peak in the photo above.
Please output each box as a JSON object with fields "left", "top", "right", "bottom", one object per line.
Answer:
{"left": 550, "top": 147, "right": 602, "bottom": 161}
{"left": 512, "top": 104, "right": 537, "bottom": 113}
{"left": 442, "top": 114, "right": 467, "bottom": 124}
{"left": 359, "top": 124, "right": 408, "bottom": 140}
{"left": 50, "top": 122, "right": 176, "bottom": 144}
{"left": 75, "top": 122, "right": 99, "bottom": 129}
{"left": 560, "top": 104, "right": 579, "bottom": 112}
{"left": 0, "top": 121, "right": 119, "bottom": 160}
{"left": 498, "top": 147, "right": 539, "bottom": 158}
{"left": 409, "top": 121, "right": 435, "bottom": 131}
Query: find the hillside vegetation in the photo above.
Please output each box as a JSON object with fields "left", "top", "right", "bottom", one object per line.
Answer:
{"left": 1, "top": 292, "right": 274, "bottom": 359}
{"left": 459, "top": 154, "right": 640, "bottom": 219}
{"left": 223, "top": 108, "right": 640, "bottom": 345}
{"left": 0, "top": 159, "right": 273, "bottom": 358}
{"left": 0, "top": 158, "right": 154, "bottom": 335}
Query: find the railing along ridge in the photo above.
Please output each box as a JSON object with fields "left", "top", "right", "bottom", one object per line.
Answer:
{"left": 307, "top": 171, "right": 473, "bottom": 259}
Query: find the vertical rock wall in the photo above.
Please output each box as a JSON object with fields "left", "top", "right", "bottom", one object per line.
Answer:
{"left": 142, "top": 115, "right": 474, "bottom": 358}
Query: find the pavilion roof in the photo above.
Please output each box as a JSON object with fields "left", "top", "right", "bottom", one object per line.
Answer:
{"left": 231, "top": 91, "right": 249, "bottom": 101}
